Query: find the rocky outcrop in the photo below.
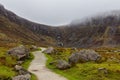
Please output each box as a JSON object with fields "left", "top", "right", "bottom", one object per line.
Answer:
{"left": 7, "top": 45, "right": 29, "bottom": 60}
{"left": 69, "top": 49, "right": 101, "bottom": 65}
{"left": 56, "top": 60, "right": 71, "bottom": 70}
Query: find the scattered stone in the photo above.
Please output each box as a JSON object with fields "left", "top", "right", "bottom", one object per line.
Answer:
{"left": 49, "top": 61, "right": 57, "bottom": 65}
{"left": 6, "top": 45, "right": 32, "bottom": 80}
{"left": 24, "top": 74, "right": 31, "bottom": 79}
{"left": 43, "top": 47, "right": 54, "bottom": 54}
{"left": 58, "top": 42, "right": 64, "bottom": 47}
{"left": 17, "top": 61, "right": 24, "bottom": 65}
{"left": 72, "top": 47, "right": 78, "bottom": 52}
{"left": 31, "top": 69, "right": 39, "bottom": 72}
{"left": 98, "top": 68, "right": 108, "bottom": 74}
{"left": 18, "top": 69, "right": 30, "bottom": 75}
{"left": 68, "top": 52, "right": 80, "bottom": 65}
{"left": 15, "top": 65, "right": 23, "bottom": 71}
{"left": 12, "top": 74, "right": 31, "bottom": 80}
{"left": 7, "top": 45, "right": 29, "bottom": 60}
{"left": 69, "top": 49, "right": 101, "bottom": 65}
{"left": 30, "top": 45, "right": 38, "bottom": 50}
{"left": 56, "top": 60, "right": 71, "bottom": 70}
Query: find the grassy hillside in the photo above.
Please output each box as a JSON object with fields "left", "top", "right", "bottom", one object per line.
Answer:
{"left": 0, "top": 47, "right": 17, "bottom": 79}
{"left": 46, "top": 48, "right": 120, "bottom": 80}
{"left": 0, "top": 15, "right": 56, "bottom": 48}
{"left": 0, "top": 4, "right": 58, "bottom": 47}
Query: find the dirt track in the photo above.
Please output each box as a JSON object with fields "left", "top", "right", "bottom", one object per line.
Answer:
{"left": 28, "top": 48, "right": 67, "bottom": 80}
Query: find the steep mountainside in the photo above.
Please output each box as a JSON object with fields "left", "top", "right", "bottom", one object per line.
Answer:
{"left": 0, "top": 4, "right": 58, "bottom": 47}
{"left": 0, "top": 4, "right": 120, "bottom": 48}
{"left": 60, "top": 13, "right": 120, "bottom": 48}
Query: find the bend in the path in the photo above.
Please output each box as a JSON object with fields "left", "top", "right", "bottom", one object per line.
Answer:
{"left": 28, "top": 48, "right": 67, "bottom": 80}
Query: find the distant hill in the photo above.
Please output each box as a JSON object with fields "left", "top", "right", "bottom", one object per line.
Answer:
{"left": 0, "top": 4, "right": 119, "bottom": 48}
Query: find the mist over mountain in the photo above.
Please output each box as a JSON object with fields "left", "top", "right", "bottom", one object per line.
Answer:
{"left": 0, "top": 4, "right": 120, "bottom": 48}
{"left": 70, "top": 10, "right": 120, "bottom": 25}
{"left": 62, "top": 10, "right": 120, "bottom": 48}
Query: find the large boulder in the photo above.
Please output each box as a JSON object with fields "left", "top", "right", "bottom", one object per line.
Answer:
{"left": 56, "top": 60, "right": 71, "bottom": 70}
{"left": 68, "top": 52, "right": 80, "bottom": 65}
{"left": 69, "top": 49, "right": 101, "bottom": 65}
{"left": 7, "top": 45, "right": 29, "bottom": 60}
{"left": 43, "top": 47, "right": 54, "bottom": 54}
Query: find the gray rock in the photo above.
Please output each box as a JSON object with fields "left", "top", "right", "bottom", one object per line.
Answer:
{"left": 43, "top": 47, "right": 54, "bottom": 54}
{"left": 7, "top": 45, "right": 29, "bottom": 60}
{"left": 17, "top": 61, "right": 24, "bottom": 65}
{"left": 72, "top": 47, "right": 78, "bottom": 52}
{"left": 68, "top": 53, "right": 81, "bottom": 65}
{"left": 98, "top": 68, "right": 108, "bottom": 74}
{"left": 69, "top": 49, "right": 101, "bottom": 65}
{"left": 30, "top": 45, "right": 38, "bottom": 50}
{"left": 24, "top": 74, "right": 31, "bottom": 79}
{"left": 12, "top": 74, "right": 31, "bottom": 80}
{"left": 14, "top": 65, "right": 30, "bottom": 75}
{"left": 56, "top": 60, "right": 71, "bottom": 70}
{"left": 18, "top": 69, "right": 30, "bottom": 75}
{"left": 15, "top": 65, "right": 23, "bottom": 71}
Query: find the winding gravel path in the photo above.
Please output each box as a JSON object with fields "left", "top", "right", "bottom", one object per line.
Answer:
{"left": 28, "top": 48, "right": 67, "bottom": 80}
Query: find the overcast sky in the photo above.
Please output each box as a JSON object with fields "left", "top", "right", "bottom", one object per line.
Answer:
{"left": 0, "top": 0, "right": 120, "bottom": 26}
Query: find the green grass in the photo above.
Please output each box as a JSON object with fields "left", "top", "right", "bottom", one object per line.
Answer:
{"left": 0, "top": 47, "right": 16, "bottom": 79}
{"left": 22, "top": 53, "right": 34, "bottom": 69}
{"left": 45, "top": 48, "right": 120, "bottom": 80}
{"left": 37, "top": 47, "right": 41, "bottom": 51}
{"left": 0, "top": 66, "right": 16, "bottom": 78}
{"left": 31, "top": 74, "right": 38, "bottom": 80}
{"left": 0, "top": 47, "right": 38, "bottom": 80}
{"left": 45, "top": 54, "right": 77, "bottom": 80}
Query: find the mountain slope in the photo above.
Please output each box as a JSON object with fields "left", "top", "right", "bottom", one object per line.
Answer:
{"left": 60, "top": 13, "right": 120, "bottom": 48}
{"left": 0, "top": 4, "right": 57, "bottom": 47}
{"left": 0, "top": 4, "right": 120, "bottom": 48}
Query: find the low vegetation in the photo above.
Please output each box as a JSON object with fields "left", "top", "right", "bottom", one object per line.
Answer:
{"left": 0, "top": 45, "right": 38, "bottom": 80}
{"left": 46, "top": 47, "right": 120, "bottom": 80}
{"left": 0, "top": 47, "right": 17, "bottom": 79}
{"left": 22, "top": 52, "right": 34, "bottom": 69}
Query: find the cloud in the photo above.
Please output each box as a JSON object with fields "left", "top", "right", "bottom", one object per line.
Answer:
{"left": 0, "top": 0, "right": 120, "bottom": 26}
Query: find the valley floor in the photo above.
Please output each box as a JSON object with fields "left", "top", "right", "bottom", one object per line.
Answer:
{"left": 45, "top": 48, "right": 120, "bottom": 80}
